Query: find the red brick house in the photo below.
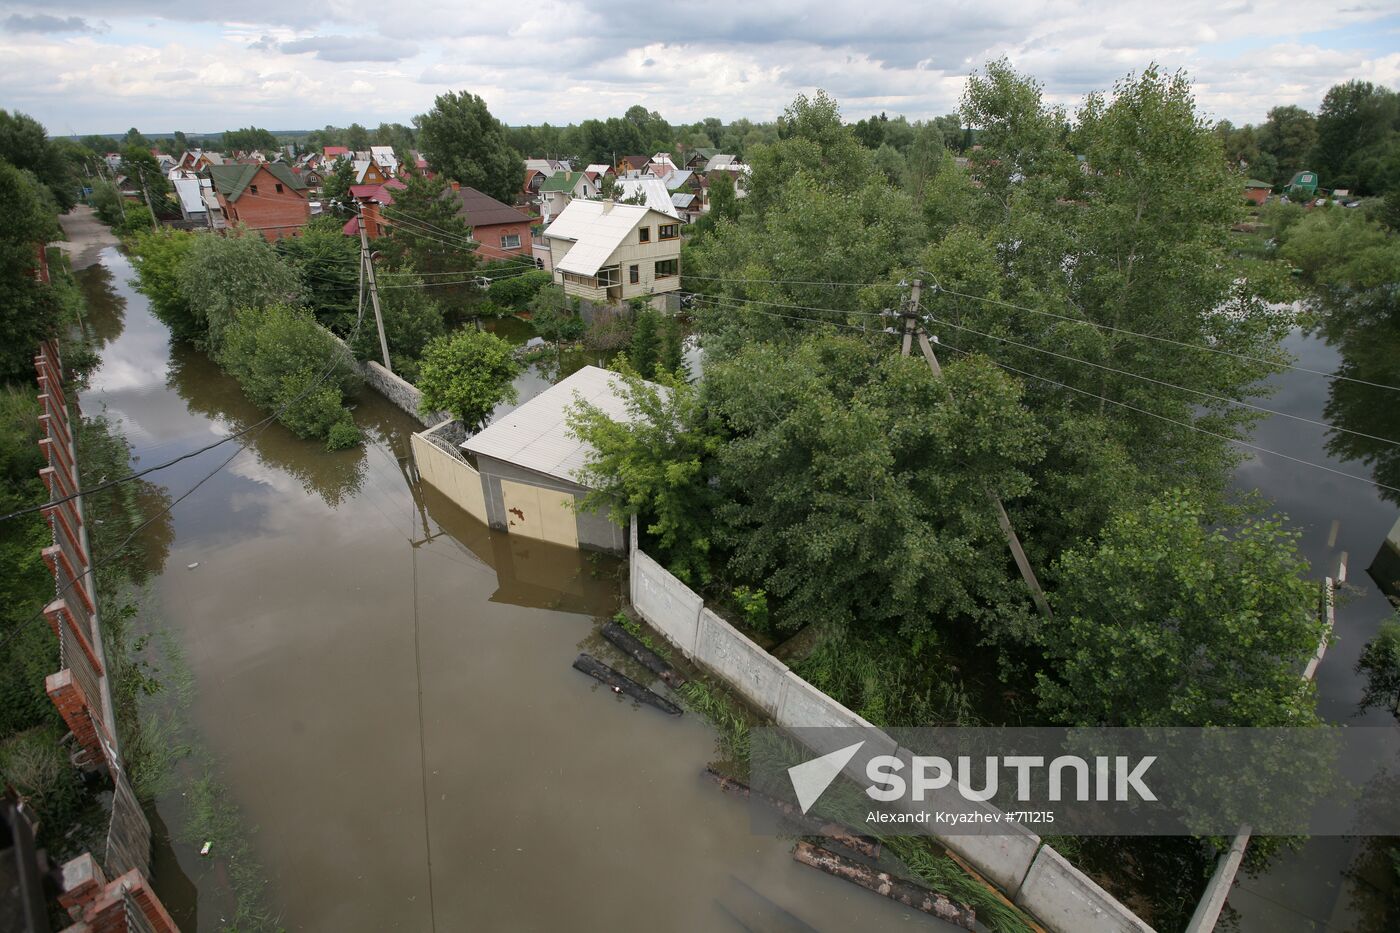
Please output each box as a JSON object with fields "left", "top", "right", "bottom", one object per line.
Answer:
{"left": 450, "top": 183, "right": 536, "bottom": 264}
{"left": 207, "top": 162, "right": 310, "bottom": 241}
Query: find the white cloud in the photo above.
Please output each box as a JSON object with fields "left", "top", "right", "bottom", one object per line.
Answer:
{"left": 0, "top": 0, "right": 1395, "bottom": 132}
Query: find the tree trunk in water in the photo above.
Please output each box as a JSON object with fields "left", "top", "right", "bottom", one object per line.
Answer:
{"left": 704, "top": 768, "right": 879, "bottom": 859}
{"left": 601, "top": 621, "right": 687, "bottom": 687}
{"left": 792, "top": 841, "right": 976, "bottom": 930}
{"left": 572, "top": 654, "right": 682, "bottom": 715}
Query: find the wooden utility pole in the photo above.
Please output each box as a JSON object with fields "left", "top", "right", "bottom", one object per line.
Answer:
{"left": 357, "top": 204, "right": 393, "bottom": 372}
{"left": 136, "top": 167, "right": 159, "bottom": 232}
{"left": 901, "top": 279, "right": 1053, "bottom": 620}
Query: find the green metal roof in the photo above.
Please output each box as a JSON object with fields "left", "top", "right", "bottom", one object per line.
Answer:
{"left": 539, "top": 171, "right": 582, "bottom": 194}
{"left": 1243, "top": 179, "right": 1272, "bottom": 189}
{"left": 208, "top": 161, "right": 308, "bottom": 201}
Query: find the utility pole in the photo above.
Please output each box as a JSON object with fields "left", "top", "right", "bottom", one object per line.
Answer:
{"left": 357, "top": 203, "right": 393, "bottom": 372}
{"left": 137, "top": 167, "right": 159, "bottom": 232}
{"left": 899, "top": 279, "right": 1053, "bottom": 621}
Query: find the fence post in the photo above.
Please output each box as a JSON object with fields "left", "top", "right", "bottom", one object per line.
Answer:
{"left": 58, "top": 853, "right": 108, "bottom": 920}
{"left": 45, "top": 670, "right": 109, "bottom": 768}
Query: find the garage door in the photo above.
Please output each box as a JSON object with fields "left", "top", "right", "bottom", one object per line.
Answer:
{"left": 499, "top": 479, "right": 579, "bottom": 548}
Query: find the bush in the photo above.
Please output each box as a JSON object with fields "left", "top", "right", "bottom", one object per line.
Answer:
{"left": 128, "top": 228, "right": 198, "bottom": 340}
{"left": 176, "top": 229, "right": 303, "bottom": 351}
{"left": 417, "top": 329, "right": 521, "bottom": 429}
{"left": 486, "top": 268, "right": 551, "bottom": 309}
{"left": 218, "top": 303, "right": 361, "bottom": 446}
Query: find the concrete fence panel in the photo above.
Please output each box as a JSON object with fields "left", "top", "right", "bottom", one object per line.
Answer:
{"left": 631, "top": 550, "right": 703, "bottom": 654}
{"left": 695, "top": 609, "right": 789, "bottom": 716}
{"left": 1015, "top": 845, "right": 1154, "bottom": 932}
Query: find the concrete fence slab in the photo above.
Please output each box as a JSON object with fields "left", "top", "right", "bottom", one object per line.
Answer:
{"left": 1015, "top": 845, "right": 1155, "bottom": 932}
{"left": 695, "top": 609, "right": 789, "bottom": 716}
{"left": 632, "top": 550, "right": 703, "bottom": 655}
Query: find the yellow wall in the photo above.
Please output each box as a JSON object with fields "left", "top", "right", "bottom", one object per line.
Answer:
{"left": 410, "top": 432, "right": 487, "bottom": 524}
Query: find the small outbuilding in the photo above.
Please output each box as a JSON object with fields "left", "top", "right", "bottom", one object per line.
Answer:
{"left": 460, "top": 366, "right": 648, "bottom": 552}
{"left": 1243, "top": 179, "right": 1272, "bottom": 206}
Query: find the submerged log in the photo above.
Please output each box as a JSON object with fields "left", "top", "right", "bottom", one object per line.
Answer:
{"left": 601, "top": 620, "right": 687, "bottom": 687}
{"left": 573, "top": 653, "right": 682, "bottom": 715}
{"left": 703, "top": 767, "right": 879, "bottom": 859}
{"left": 792, "top": 841, "right": 976, "bottom": 930}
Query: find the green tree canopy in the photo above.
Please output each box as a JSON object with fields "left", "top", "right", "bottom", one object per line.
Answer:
{"left": 415, "top": 91, "right": 521, "bottom": 204}
{"left": 1037, "top": 491, "right": 1323, "bottom": 727}
{"left": 416, "top": 329, "right": 521, "bottom": 429}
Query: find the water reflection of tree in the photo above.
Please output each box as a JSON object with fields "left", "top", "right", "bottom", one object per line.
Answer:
{"left": 1308, "top": 288, "right": 1400, "bottom": 504}
{"left": 74, "top": 263, "right": 126, "bottom": 350}
{"left": 164, "top": 342, "right": 367, "bottom": 508}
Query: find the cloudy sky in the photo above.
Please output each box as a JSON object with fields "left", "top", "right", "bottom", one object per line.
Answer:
{"left": 1, "top": 0, "right": 1397, "bottom": 136}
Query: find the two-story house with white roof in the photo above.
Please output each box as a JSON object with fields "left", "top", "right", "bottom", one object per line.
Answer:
{"left": 542, "top": 200, "right": 681, "bottom": 306}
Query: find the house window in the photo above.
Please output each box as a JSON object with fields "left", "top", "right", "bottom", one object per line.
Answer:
{"left": 249, "top": 185, "right": 258, "bottom": 195}
{"left": 629, "top": 265, "right": 639, "bottom": 284}
{"left": 654, "top": 259, "right": 678, "bottom": 278}
{"left": 275, "top": 183, "right": 284, "bottom": 193}
{"left": 500, "top": 233, "right": 522, "bottom": 249}
{"left": 659, "top": 223, "right": 679, "bottom": 240}
{"left": 638, "top": 226, "right": 650, "bottom": 243}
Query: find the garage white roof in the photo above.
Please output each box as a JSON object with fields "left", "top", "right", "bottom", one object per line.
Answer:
{"left": 462, "top": 365, "right": 645, "bottom": 485}
{"left": 542, "top": 200, "right": 655, "bottom": 277}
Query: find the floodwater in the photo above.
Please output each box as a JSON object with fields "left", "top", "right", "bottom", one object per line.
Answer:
{"left": 1226, "top": 301, "right": 1400, "bottom": 932}
{"left": 67, "top": 220, "right": 955, "bottom": 932}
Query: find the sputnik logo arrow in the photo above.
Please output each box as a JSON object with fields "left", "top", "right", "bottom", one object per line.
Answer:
{"left": 788, "top": 741, "right": 865, "bottom": 814}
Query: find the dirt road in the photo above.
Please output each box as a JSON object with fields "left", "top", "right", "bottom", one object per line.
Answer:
{"left": 55, "top": 205, "right": 118, "bottom": 270}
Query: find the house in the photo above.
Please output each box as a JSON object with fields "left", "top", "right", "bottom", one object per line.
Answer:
{"left": 323, "top": 146, "right": 350, "bottom": 161}
{"left": 450, "top": 184, "right": 536, "bottom": 264}
{"left": 1286, "top": 170, "right": 1319, "bottom": 199}
{"left": 671, "top": 192, "right": 700, "bottom": 223}
{"left": 542, "top": 200, "right": 681, "bottom": 305}
{"left": 707, "top": 160, "right": 751, "bottom": 198}
{"left": 538, "top": 170, "right": 600, "bottom": 223}
{"left": 614, "top": 177, "right": 680, "bottom": 219}
{"left": 353, "top": 159, "right": 391, "bottom": 186}
{"left": 293, "top": 165, "right": 325, "bottom": 193}
{"left": 207, "top": 162, "right": 310, "bottom": 240}
{"left": 172, "top": 177, "right": 217, "bottom": 225}
{"left": 583, "top": 163, "right": 615, "bottom": 180}
{"left": 616, "top": 155, "right": 650, "bottom": 177}
{"left": 460, "top": 365, "right": 654, "bottom": 551}
{"left": 169, "top": 149, "right": 224, "bottom": 180}
{"left": 703, "top": 153, "right": 737, "bottom": 171}
{"left": 343, "top": 178, "right": 407, "bottom": 238}
{"left": 645, "top": 153, "right": 677, "bottom": 178}
{"left": 681, "top": 147, "right": 717, "bottom": 171}
{"left": 1243, "top": 179, "right": 1272, "bottom": 206}
{"left": 369, "top": 146, "right": 398, "bottom": 174}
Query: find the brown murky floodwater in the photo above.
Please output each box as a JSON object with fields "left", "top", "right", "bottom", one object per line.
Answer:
{"left": 67, "top": 217, "right": 955, "bottom": 932}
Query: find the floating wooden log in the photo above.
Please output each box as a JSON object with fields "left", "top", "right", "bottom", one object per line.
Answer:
{"left": 703, "top": 767, "right": 879, "bottom": 859}
{"left": 602, "top": 620, "right": 687, "bottom": 687}
{"left": 792, "top": 841, "right": 975, "bottom": 930}
{"left": 573, "top": 654, "right": 682, "bottom": 715}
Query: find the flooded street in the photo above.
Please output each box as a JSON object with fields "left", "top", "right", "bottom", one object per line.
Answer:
{"left": 67, "top": 218, "right": 953, "bottom": 932}
{"left": 1227, "top": 319, "right": 1400, "bottom": 932}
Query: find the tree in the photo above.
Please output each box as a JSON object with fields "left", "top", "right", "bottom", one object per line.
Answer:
{"left": 376, "top": 173, "right": 475, "bottom": 279}
{"left": 128, "top": 228, "right": 198, "bottom": 339}
{"left": 658, "top": 314, "right": 686, "bottom": 378}
{"left": 1312, "top": 81, "right": 1400, "bottom": 193}
{"left": 276, "top": 218, "right": 361, "bottom": 331}
{"left": 218, "top": 303, "right": 362, "bottom": 449}
{"left": 352, "top": 269, "right": 445, "bottom": 381}
{"left": 345, "top": 123, "right": 370, "bottom": 152}
{"left": 119, "top": 145, "right": 171, "bottom": 211}
{"left": 417, "top": 329, "right": 521, "bottom": 429}
{"left": 414, "top": 91, "right": 521, "bottom": 204}
{"left": 628, "top": 307, "right": 660, "bottom": 375}
{"left": 0, "top": 110, "right": 80, "bottom": 209}
{"left": 1036, "top": 491, "right": 1323, "bottom": 727}
{"left": 1357, "top": 616, "right": 1400, "bottom": 720}
{"left": 486, "top": 269, "right": 550, "bottom": 309}
{"left": 583, "top": 308, "right": 633, "bottom": 363}
{"left": 176, "top": 230, "right": 304, "bottom": 350}
{"left": 568, "top": 367, "right": 722, "bottom": 583}
{"left": 321, "top": 159, "right": 355, "bottom": 207}
{"left": 1258, "top": 105, "right": 1317, "bottom": 185}
{"left": 0, "top": 162, "right": 61, "bottom": 382}
{"left": 529, "top": 284, "right": 584, "bottom": 362}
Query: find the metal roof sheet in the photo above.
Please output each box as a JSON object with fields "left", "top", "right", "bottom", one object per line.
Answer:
{"left": 615, "top": 178, "right": 680, "bottom": 218}
{"left": 462, "top": 366, "right": 646, "bottom": 485}
{"left": 542, "top": 201, "right": 655, "bottom": 277}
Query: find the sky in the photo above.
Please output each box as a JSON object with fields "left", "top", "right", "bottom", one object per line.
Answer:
{"left": 1, "top": 0, "right": 1397, "bottom": 136}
